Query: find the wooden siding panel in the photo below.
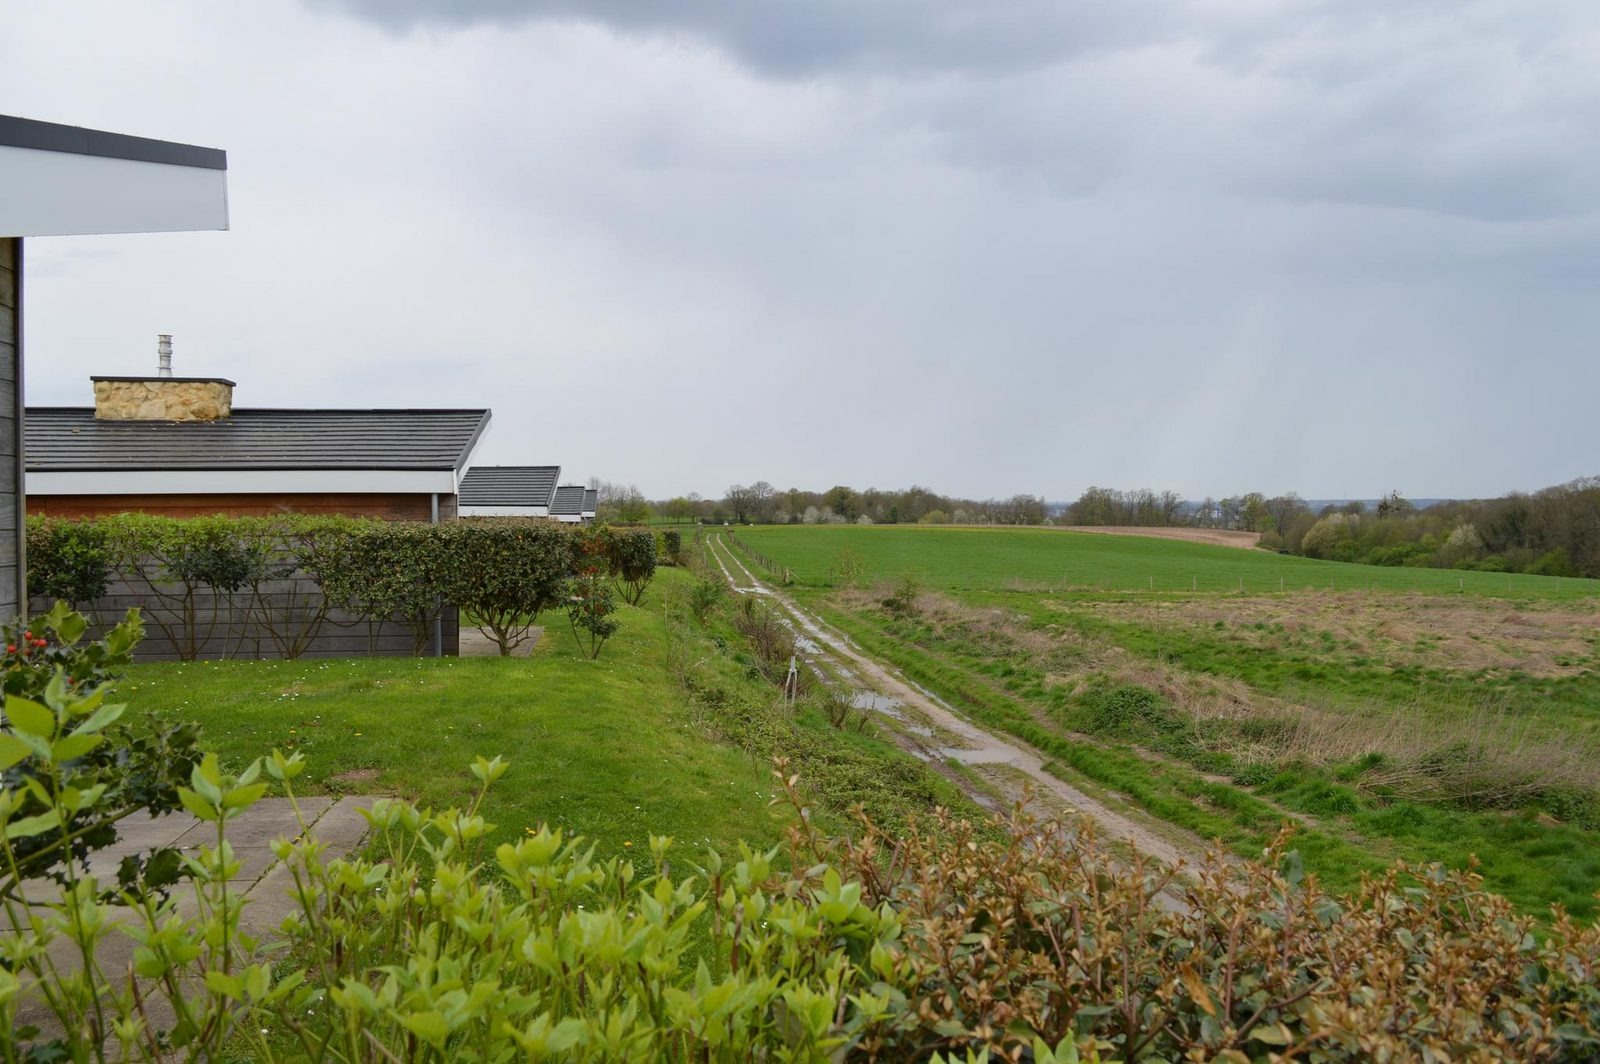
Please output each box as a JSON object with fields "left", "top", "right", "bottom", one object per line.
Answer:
{"left": 29, "top": 574, "right": 460, "bottom": 661}
{"left": 0, "top": 238, "right": 19, "bottom": 618}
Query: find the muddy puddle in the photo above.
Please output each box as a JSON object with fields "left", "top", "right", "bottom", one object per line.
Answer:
{"left": 852, "top": 691, "right": 902, "bottom": 714}
{"left": 940, "top": 747, "right": 1018, "bottom": 766}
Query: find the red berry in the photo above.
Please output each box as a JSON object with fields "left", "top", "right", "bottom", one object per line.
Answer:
{"left": 5, "top": 645, "right": 13, "bottom": 654}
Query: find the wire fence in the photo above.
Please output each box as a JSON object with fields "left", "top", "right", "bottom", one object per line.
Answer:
{"left": 722, "top": 530, "right": 796, "bottom": 584}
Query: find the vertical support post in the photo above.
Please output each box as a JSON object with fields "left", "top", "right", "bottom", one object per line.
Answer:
{"left": 431, "top": 491, "right": 443, "bottom": 657}
{"left": 0, "top": 238, "right": 24, "bottom": 619}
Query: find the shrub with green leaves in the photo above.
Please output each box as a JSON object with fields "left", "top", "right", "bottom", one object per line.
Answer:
{"left": 317, "top": 521, "right": 449, "bottom": 656}
{"left": 232, "top": 515, "right": 356, "bottom": 658}
{"left": 603, "top": 527, "right": 658, "bottom": 606}
{"left": 688, "top": 578, "right": 725, "bottom": 624}
{"left": 103, "top": 514, "right": 255, "bottom": 660}
{"left": 30, "top": 514, "right": 611, "bottom": 661}
{"left": 0, "top": 604, "right": 200, "bottom": 902}
{"left": 567, "top": 570, "right": 619, "bottom": 659}
{"left": 659, "top": 528, "right": 683, "bottom": 566}
{"left": 441, "top": 519, "right": 575, "bottom": 655}
{"left": 25, "top": 518, "right": 113, "bottom": 608}
{"left": 6, "top": 729, "right": 1600, "bottom": 1061}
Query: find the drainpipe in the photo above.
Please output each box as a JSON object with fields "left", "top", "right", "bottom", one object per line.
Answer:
{"left": 431, "top": 492, "right": 443, "bottom": 657}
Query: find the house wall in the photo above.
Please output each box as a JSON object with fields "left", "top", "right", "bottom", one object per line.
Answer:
{"left": 0, "top": 239, "right": 21, "bottom": 619}
{"left": 28, "top": 492, "right": 458, "bottom": 522}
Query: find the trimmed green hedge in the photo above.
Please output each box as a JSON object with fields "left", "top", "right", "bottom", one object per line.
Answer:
{"left": 24, "top": 515, "right": 654, "bottom": 660}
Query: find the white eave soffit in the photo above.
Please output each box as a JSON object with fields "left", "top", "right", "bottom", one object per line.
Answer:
{"left": 0, "top": 116, "right": 228, "bottom": 237}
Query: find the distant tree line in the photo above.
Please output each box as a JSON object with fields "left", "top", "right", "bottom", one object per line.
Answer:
{"left": 1066, "top": 479, "right": 1600, "bottom": 578}
{"left": 652, "top": 483, "right": 1050, "bottom": 527}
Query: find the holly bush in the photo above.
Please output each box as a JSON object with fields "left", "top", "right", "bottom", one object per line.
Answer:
{"left": 0, "top": 603, "right": 200, "bottom": 906}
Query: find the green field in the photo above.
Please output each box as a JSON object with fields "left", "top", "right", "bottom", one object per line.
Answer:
{"left": 729, "top": 524, "right": 1600, "bottom": 916}
{"left": 123, "top": 567, "right": 967, "bottom": 863}
{"left": 736, "top": 524, "right": 1600, "bottom": 599}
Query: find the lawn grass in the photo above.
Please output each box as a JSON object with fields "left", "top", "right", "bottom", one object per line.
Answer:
{"left": 121, "top": 566, "right": 977, "bottom": 867}
{"left": 736, "top": 524, "right": 1600, "bottom": 600}
{"left": 122, "top": 572, "right": 798, "bottom": 864}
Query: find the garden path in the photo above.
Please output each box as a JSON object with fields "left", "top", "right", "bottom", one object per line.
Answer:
{"left": 10, "top": 797, "right": 368, "bottom": 1042}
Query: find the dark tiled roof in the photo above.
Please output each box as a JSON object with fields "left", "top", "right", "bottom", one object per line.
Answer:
{"left": 24, "top": 407, "right": 490, "bottom": 472}
{"left": 582, "top": 488, "right": 598, "bottom": 514}
{"left": 550, "top": 484, "right": 586, "bottom": 516}
{"left": 459, "top": 466, "right": 561, "bottom": 507}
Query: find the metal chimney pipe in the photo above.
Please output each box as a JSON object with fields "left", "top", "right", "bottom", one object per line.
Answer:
{"left": 157, "top": 334, "right": 173, "bottom": 378}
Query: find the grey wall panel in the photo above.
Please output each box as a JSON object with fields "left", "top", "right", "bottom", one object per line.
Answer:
{"left": 28, "top": 572, "right": 461, "bottom": 662}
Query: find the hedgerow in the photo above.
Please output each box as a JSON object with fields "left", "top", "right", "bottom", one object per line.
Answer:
{"left": 25, "top": 515, "right": 627, "bottom": 660}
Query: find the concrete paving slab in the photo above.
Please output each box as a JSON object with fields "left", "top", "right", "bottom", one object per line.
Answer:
{"left": 8, "top": 796, "right": 369, "bottom": 1045}
{"left": 458, "top": 624, "right": 543, "bottom": 657}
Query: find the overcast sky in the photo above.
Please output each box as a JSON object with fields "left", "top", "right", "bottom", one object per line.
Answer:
{"left": 5, "top": 2, "right": 1597, "bottom": 501}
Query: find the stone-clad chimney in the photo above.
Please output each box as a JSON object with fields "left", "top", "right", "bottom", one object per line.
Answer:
{"left": 92, "top": 336, "right": 234, "bottom": 421}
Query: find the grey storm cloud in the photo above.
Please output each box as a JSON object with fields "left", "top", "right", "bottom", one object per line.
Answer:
{"left": 308, "top": 0, "right": 1172, "bottom": 77}
{"left": 310, "top": 0, "right": 1600, "bottom": 222}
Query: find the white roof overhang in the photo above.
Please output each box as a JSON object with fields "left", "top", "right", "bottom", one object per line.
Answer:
{"left": 0, "top": 115, "right": 228, "bottom": 237}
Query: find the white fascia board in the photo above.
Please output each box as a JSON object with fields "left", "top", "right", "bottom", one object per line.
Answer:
{"left": 459, "top": 505, "right": 551, "bottom": 518}
{"left": 454, "top": 423, "right": 491, "bottom": 493}
{"left": 0, "top": 145, "right": 228, "bottom": 237}
{"left": 26, "top": 469, "right": 458, "bottom": 496}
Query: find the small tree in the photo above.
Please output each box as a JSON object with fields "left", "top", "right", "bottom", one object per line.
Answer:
{"left": 235, "top": 515, "right": 351, "bottom": 659}
{"left": 567, "top": 571, "right": 618, "bottom": 659}
{"left": 602, "top": 527, "right": 658, "bottom": 606}
{"left": 832, "top": 546, "right": 866, "bottom": 586}
{"left": 659, "top": 529, "right": 683, "bottom": 566}
{"left": 441, "top": 520, "right": 574, "bottom": 656}
{"left": 104, "top": 514, "right": 254, "bottom": 660}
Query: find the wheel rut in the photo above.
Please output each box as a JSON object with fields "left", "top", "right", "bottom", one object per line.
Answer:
{"left": 706, "top": 534, "right": 1203, "bottom": 869}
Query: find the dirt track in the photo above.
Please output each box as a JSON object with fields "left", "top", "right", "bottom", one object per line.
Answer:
{"left": 1060, "top": 526, "right": 1262, "bottom": 549}
{"left": 707, "top": 535, "right": 1197, "bottom": 867}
